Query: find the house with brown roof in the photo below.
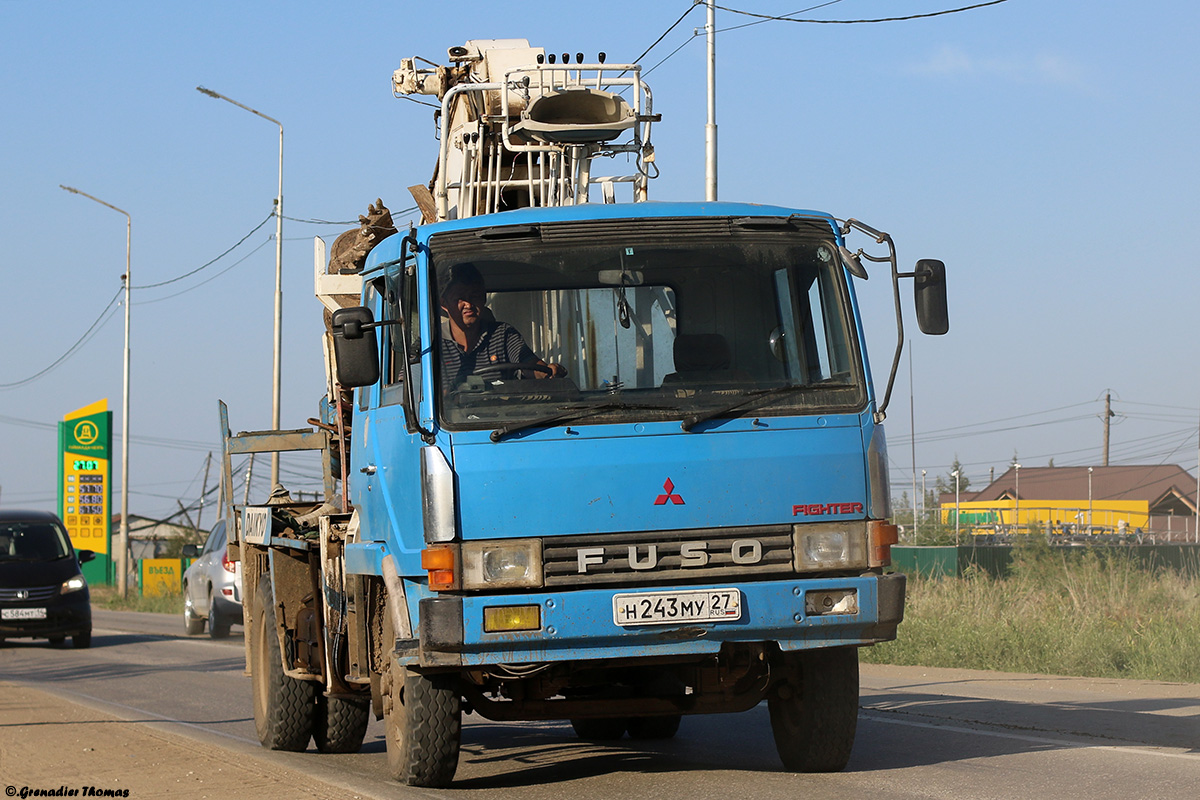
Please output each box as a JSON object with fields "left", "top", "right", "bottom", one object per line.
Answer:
{"left": 940, "top": 464, "right": 1198, "bottom": 542}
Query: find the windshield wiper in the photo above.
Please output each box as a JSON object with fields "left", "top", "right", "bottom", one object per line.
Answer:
{"left": 680, "top": 385, "right": 813, "bottom": 432}
{"left": 491, "top": 401, "right": 676, "bottom": 443}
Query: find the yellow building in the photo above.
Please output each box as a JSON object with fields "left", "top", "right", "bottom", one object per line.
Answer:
{"left": 940, "top": 464, "right": 1197, "bottom": 540}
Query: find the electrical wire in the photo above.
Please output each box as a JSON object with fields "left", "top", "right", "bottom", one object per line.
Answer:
{"left": 713, "top": 0, "right": 1010, "bottom": 25}
{"left": 0, "top": 287, "right": 123, "bottom": 390}
{"left": 132, "top": 211, "right": 274, "bottom": 290}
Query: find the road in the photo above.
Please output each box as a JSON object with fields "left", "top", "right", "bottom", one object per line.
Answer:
{"left": 1, "top": 608, "right": 1197, "bottom": 799}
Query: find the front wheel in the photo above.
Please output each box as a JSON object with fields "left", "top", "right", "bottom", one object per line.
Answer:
{"left": 251, "top": 579, "right": 317, "bottom": 751}
{"left": 183, "top": 585, "right": 204, "bottom": 635}
{"left": 383, "top": 656, "right": 461, "bottom": 787}
{"left": 767, "top": 647, "right": 859, "bottom": 772}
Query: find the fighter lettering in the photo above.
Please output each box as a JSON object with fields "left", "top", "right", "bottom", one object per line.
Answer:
{"left": 791, "top": 502, "right": 865, "bottom": 517}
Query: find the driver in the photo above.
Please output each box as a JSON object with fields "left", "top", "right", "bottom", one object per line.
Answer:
{"left": 439, "top": 262, "right": 566, "bottom": 392}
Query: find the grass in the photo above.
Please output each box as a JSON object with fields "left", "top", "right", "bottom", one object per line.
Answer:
{"left": 90, "top": 584, "right": 183, "bottom": 615}
{"left": 861, "top": 542, "right": 1200, "bottom": 683}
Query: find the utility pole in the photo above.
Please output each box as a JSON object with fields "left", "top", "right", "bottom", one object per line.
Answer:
{"left": 1102, "top": 391, "right": 1114, "bottom": 466}
{"left": 704, "top": 0, "right": 718, "bottom": 201}
{"left": 195, "top": 452, "right": 212, "bottom": 534}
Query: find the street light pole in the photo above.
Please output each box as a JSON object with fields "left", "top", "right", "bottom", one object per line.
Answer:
{"left": 704, "top": 0, "right": 718, "bottom": 201}
{"left": 1013, "top": 463, "right": 1022, "bottom": 533}
{"left": 197, "top": 86, "right": 284, "bottom": 489}
{"left": 1088, "top": 466, "right": 1094, "bottom": 533}
{"left": 952, "top": 469, "right": 960, "bottom": 545}
{"left": 60, "top": 185, "right": 131, "bottom": 598}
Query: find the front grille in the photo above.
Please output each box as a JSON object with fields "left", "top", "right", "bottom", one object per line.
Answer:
{"left": 0, "top": 585, "right": 59, "bottom": 603}
{"left": 543, "top": 525, "right": 794, "bottom": 588}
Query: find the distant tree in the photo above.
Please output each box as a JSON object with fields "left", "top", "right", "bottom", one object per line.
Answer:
{"left": 935, "top": 456, "right": 971, "bottom": 496}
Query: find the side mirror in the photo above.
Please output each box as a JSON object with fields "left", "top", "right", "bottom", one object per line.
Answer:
{"left": 331, "top": 307, "right": 380, "bottom": 387}
{"left": 77, "top": 549, "right": 95, "bottom": 564}
{"left": 913, "top": 259, "right": 949, "bottom": 335}
{"left": 181, "top": 544, "right": 199, "bottom": 558}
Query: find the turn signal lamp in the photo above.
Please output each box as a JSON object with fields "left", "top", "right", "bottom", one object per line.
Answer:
{"left": 483, "top": 605, "right": 541, "bottom": 633}
{"left": 868, "top": 520, "right": 899, "bottom": 567}
{"left": 422, "top": 546, "right": 458, "bottom": 591}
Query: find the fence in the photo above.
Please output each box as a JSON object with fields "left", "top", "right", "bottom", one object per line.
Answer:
{"left": 892, "top": 544, "right": 1200, "bottom": 579}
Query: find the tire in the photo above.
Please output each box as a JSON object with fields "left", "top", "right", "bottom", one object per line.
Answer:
{"left": 627, "top": 715, "right": 681, "bottom": 740}
{"left": 72, "top": 630, "right": 92, "bottom": 649}
{"left": 208, "top": 587, "right": 232, "bottom": 639}
{"left": 183, "top": 586, "right": 204, "bottom": 635}
{"left": 314, "top": 694, "right": 370, "bottom": 754}
{"left": 768, "top": 647, "right": 859, "bottom": 773}
{"left": 383, "top": 656, "right": 461, "bottom": 787}
{"left": 252, "top": 579, "right": 317, "bottom": 751}
{"left": 570, "top": 717, "right": 628, "bottom": 740}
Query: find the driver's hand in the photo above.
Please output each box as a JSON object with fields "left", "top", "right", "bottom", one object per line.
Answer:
{"left": 539, "top": 362, "right": 568, "bottom": 379}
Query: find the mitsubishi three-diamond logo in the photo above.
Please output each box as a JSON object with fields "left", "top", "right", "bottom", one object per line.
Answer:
{"left": 654, "top": 478, "right": 685, "bottom": 505}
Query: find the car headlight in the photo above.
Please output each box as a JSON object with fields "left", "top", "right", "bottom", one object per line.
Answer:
{"left": 61, "top": 574, "right": 87, "bottom": 594}
{"left": 793, "top": 522, "right": 868, "bottom": 572}
{"left": 462, "top": 540, "right": 543, "bottom": 590}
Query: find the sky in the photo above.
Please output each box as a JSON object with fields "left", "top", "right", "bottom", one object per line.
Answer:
{"left": 2, "top": 0, "right": 1198, "bottom": 525}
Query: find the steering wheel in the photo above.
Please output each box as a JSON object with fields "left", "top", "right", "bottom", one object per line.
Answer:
{"left": 471, "top": 361, "right": 555, "bottom": 378}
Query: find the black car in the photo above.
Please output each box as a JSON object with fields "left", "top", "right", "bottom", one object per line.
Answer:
{"left": 0, "top": 509, "right": 94, "bottom": 648}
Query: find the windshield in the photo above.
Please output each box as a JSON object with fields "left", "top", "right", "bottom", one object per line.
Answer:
{"left": 0, "top": 521, "right": 73, "bottom": 561}
{"left": 430, "top": 217, "right": 864, "bottom": 430}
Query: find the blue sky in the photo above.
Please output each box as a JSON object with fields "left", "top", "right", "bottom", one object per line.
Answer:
{"left": 2, "top": 1, "right": 1198, "bottom": 521}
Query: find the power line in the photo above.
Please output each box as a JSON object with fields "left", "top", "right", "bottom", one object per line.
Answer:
{"left": 133, "top": 210, "right": 274, "bottom": 289}
{"left": 713, "top": 0, "right": 1010, "bottom": 25}
{"left": 0, "top": 287, "right": 123, "bottom": 390}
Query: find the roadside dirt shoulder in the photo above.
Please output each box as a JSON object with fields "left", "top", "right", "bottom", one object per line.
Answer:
{"left": 0, "top": 681, "right": 366, "bottom": 800}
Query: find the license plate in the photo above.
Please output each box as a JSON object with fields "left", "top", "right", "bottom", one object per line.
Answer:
{"left": 2, "top": 607, "right": 47, "bottom": 620}
{"left": 613, "top": 588, "right": 742, "bottom": 627}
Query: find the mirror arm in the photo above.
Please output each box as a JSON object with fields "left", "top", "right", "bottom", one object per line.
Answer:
{"left": 396, "top": 232, "right": 436, "bottom": 444}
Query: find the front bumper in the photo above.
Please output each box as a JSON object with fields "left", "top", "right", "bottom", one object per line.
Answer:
{"left": 0, "top": 596, "right": 92, "bottom": 640}
{"left": 407, "top": 572, "right": 905, "bottom": 667}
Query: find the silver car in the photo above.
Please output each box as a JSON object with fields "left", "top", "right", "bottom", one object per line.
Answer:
{"left": 181, "top": 519, "right": 241, "bottom": 638}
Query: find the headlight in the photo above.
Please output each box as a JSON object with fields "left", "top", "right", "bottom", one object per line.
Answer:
{"left": 793, "top": 522, "right": 868, "bottom": 571}
{"left": 462, "top": 540, "right": 543, "bottom": 590}
{"left": 61, "top": 574, "right": 87, "bottom": 594}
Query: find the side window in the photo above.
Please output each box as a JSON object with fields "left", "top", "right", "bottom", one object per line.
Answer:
{"left": 381, "top": 264, "right": 419, "bottom": 407}
{"left": 358, "top": 281, "right": 384, "bottom": 411}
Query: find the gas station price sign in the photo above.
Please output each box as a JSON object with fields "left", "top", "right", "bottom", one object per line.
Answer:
{"left": 58, "top": 400, "right": 112, "bottom": 558}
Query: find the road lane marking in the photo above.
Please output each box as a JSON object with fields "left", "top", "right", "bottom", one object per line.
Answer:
{"left": 862, "top": 710, "right": 1200, "bottom": 762}
{"left": 15, "top": 681, "right": 261, "bottom": 746}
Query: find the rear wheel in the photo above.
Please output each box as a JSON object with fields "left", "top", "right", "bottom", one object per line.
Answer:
{"left": 251, "top": 579, "right": 316, "bottom": 751}
{"left": 627, "top": 715, "right": 681, "bottom": 740}
{"left": 208, "top": 587, "right": 232, "bottom": 639}
{"left": 768, "top": 647, "right": 859, "bottom": 772}
{"left": 382, "top": 652, "right": 461, "bottom": 786}
{"left": 314, "top": 694, "right": 370, "bottom": 754}
{"left": 570, "top": 717, "right": 628, "bottom": 740}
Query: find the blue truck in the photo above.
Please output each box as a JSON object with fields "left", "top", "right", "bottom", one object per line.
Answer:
{"left": 219, "top": 38, "right": 948, "bottom": 788}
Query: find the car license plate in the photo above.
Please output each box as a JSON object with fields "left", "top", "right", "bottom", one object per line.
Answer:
{"left": 612, "top": 588, "right": 741, "bottom": 627}
{"left": 2, "top": 607, "right": 47, "bottom": 620}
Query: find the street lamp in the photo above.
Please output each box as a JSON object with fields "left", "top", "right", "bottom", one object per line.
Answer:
{"left": 1013, "top": 463, "right": 1022, "bottom": 533}
{"left": 60, "top": 185, "right": 131, "bottom": 598}
{"left": 951, "top": 469, "right": 961, "bottom": 545}
{"left": 197, "top": 86, "right": 284, "bottom": 489}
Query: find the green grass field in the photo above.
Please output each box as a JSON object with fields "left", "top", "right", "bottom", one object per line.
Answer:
{"left": 861, "top": 543, "right": 1200, "bottom": 683}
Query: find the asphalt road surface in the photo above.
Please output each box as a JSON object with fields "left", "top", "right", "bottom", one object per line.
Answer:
{"left": 1, "top": 608, "right": 1197, "bottom": 799}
